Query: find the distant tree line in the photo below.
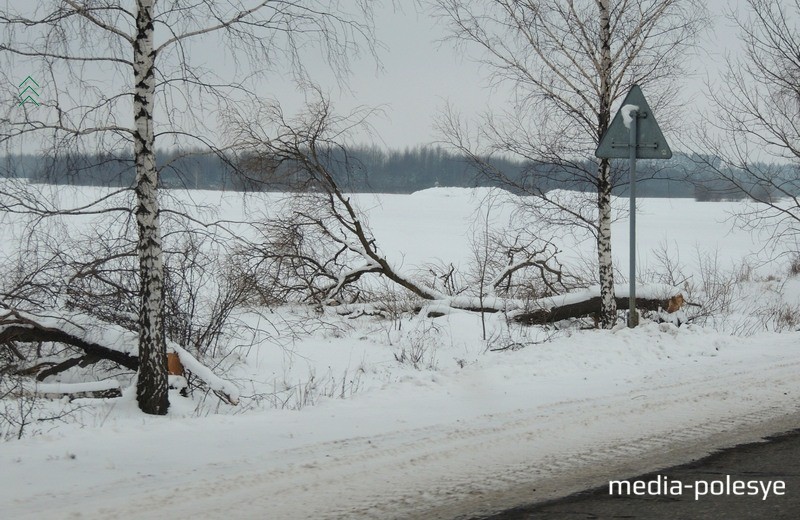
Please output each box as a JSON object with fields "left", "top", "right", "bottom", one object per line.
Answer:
{"left": 1, "top": 146, "right": 795, "bottom": 200}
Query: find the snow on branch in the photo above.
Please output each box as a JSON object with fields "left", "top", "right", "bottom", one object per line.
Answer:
{"left": 0, "top": 308, "right": 139, "bottom": 370}
{"left": 21, "top": 379, "right": 122, "bottom": 398}
{"left": 171, "top": 344, "right": 239, "bottom": 406}
{"left": 0, "top": 307, "right": 238, "bottom": 405}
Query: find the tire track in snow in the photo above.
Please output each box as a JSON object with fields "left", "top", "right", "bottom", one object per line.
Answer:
{"left": 17, "top": 356, "right": 800, "bottom": 520}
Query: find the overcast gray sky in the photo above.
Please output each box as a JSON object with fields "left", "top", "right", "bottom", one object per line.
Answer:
{"left": 2, "top": 0, "right": 748, "bottom": 154}
{"left": 259, "top": 0, "right": 744, "bottom": 151}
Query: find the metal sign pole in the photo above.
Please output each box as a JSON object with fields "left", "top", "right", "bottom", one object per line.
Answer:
{"left": 628, "top": 110, "right": 638, "bottom": 328}
{"left": 595, "top": 85, "right": 672, "bottom": 329}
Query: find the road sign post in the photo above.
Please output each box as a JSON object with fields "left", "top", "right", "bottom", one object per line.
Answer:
{"left": 595, "top": 85, "right": 672, "bottom": 328}
{"left": 628, "top": 108, "right": 639, "bottom": 327}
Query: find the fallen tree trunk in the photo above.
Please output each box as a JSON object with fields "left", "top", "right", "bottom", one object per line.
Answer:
{"left": 330, "top": 285, "right": 690, "bottom": 325}
{"left": 510, "top": 295, "right": 677, "bottom": 325}
{"left": 0, "top": 308, "right": 238, "bottom": 405}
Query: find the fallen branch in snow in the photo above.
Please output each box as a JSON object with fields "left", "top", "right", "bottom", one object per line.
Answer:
{"left": 0, "top": 308, "right": 239, "bottom": 405}
{"left": 21, "top": 379, "right": 122, "bottom": 399}
{"left": 0, "top": 309, "right": 139, "bottom": 370}
{"left": 233, "top": 102, "right": 569, "bottom": 311}
{"left": 32, "top": 354, "right": 102, "bottom": 381}
{"left": 170, "top": 344, "right": 238, "bottom": 406}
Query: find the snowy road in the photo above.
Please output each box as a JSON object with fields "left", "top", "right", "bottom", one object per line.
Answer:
{"left": 485, "top": 428, "right": 800, "bottom": 519}
{"left": 3, "top": 327, "right": 799, "bottom": 520}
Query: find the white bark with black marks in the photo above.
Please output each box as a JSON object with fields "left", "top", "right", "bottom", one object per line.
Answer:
{"left": 596, "top": 0, "right": 617, "bottom": 328}
{"left": 133, "top": 0, "right": 168, "bottom": 415}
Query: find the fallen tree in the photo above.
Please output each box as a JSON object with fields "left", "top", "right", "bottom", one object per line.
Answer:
{"left": 329, "top": 285, "right": 692, "bottom": 326}
{"left": 228, "top": 97, "right": 691, "bottom": 326}
{"left": 228, "top": 96, "right": 570, "bottom": 312}
{"left": 510, "top": 295, "right": 674, "bottom": 325}
{"left": 508, "top": 286, "right": 695, "bottom": 325}
{"left": 0, "top": 308, "right": 239, "bottom": 405}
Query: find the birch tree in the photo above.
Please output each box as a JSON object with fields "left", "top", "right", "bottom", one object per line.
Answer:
{"left": 698, "top": 0, "right": 800, "bottom": 253}
{"left": 432, "top": 0, "right": 705, "bottom": 327}
{"left": 0, "top": 1, "right": 376, "bottom": 414}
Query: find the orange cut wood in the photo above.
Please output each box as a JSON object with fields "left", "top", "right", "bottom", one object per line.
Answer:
{"left": 167, "top": 352, "right": 185, "bottom": 376}
{"left": 666, "top": 293, "right": 685, "bottom": 313}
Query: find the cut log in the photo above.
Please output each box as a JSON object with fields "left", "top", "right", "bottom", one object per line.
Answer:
{"left": 330, "top": 284, "right": 691, "bottom": 326}
{"left": 508, "top": 285, "right": 693, "bottom": 325}
{"left": 167, "top": 352, "right": 184, "bottom": 376}
{"left": 511, "top": 296, "right": 677, "bottom": 325}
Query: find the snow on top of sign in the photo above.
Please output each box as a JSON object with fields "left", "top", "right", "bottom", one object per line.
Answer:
{"left": 621, "top": 104, "right": 639, "bottom": 128}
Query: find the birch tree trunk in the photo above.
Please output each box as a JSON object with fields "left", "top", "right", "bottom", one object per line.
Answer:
{"left": 596, "top": 0, "right": 617, "bottom": 328}
{"left": 133, "top": 0, "right": 168, "bottom": 415}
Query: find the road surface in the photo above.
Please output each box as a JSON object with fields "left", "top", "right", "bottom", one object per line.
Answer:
{"left": 479, "top": 427, "right": 800, "bottom": 520}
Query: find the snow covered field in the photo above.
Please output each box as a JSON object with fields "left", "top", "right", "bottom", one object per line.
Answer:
{"left": 1, "top": 186, "right": 799, "bottom": 519}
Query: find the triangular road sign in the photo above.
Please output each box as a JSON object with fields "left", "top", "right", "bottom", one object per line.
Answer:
{"left": 595, "top": 85, "right": 672, "bottom": 160}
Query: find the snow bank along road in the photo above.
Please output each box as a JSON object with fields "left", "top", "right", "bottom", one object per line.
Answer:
{"left": 2, "top": 327, "right": 799, "bottom": 519}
